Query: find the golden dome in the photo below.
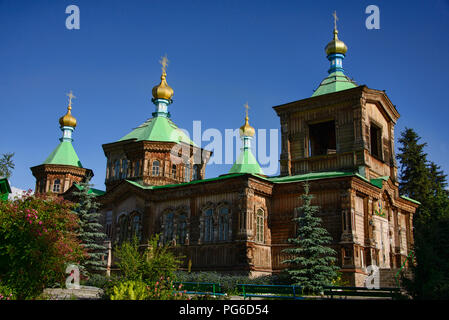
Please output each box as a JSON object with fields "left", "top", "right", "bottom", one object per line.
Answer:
{"left": 59, "top": 106, "right": 77, "bottom": 128}
{"left": 239, "top": 115, "right": 255, "bottom": 137}
{"left": 325, "top": 29, "right": 348, "bottom": 56}
{"left": 152, "top": 72, "right": 174, "bottom": 100}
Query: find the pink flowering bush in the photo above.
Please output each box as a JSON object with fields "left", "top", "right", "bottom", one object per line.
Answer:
{"left": 0, "top": 191, "right": 86, "bottom": 299}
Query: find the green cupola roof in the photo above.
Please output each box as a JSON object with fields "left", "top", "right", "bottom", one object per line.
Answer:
{"left": 43, "top": 141, "right": 83, "bottom": 168}
{"left": 118, "top": 115, "right": 196, "bottom": 146}
{"left": 229, "top": 148, "right": 264, "bottom": 175}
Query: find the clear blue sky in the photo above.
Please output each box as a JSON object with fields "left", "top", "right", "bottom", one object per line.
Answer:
{"left": 1, "top": 0, "right": 448, "bottom": 191}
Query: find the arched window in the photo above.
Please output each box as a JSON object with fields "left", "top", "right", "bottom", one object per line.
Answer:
{"left": 105, "top": 211, "right": 113, "bottom": 239}
{"left": 185, "top": 163, "right": 191, "bottom": 182}
{"left": 218, "top": 207, "right": 230, "bottom": 241}
{"left": 134, "top": 160, "right": 140, "bottom": 177}
{"left": 53, "top": 179, "right": 61, "bottom": 193}
{"left": 118, "top": 215, "right": 128, "bottom": 243}
{"left": 121, "top": 160, "right": 128, "bottom": 179}
{"left": 176, "top": 213, "right": 187, "bottom": 244}
{"left": 255, "top": 209, "right": 264, "bottom": 243}
{"left": 203, "top": 208, "right": 214, "bottom": 242}
{"left": 152, "top": 160, "right": 160, "bottom": 176}
{"left": 131, "top": 214, "right": 141, "bottom": 240}
{"left": 39, "top": 179, "right": 46, "bottom": 193}
{"left": 114, "top": 160, "right": 120, "bottom": 179}
{"left": 163, "top": 212, "right": 174, "bottom": 244}
{"left": 192, "top": 164, "right": 200, "bottom": 180}
{"left": 171, "top": 164, "right": 177, "bottom": 178}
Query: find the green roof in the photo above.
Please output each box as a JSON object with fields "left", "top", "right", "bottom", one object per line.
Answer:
{"left": 312, "top": 71, "right": 357, "bottom": 97}
{"left": 229, "top": 148, "right": 264, "bottom": 175}
{"left": 400, "top": 195, "right": 421, "bottom": 205}
{"left": 267, "top": 171, "right": 355, "bottom": 183}
{"left": 118, "top": 116, "right": 196, "bottom": 146}
{"left": 370, "top": 176, "right": 390, "bottom": 189}
{"left": 43, "top": 141, "right": 83, "bottom": 168}
{"left": 123, "top": 170, "right": 420, "bottom": 206}
{"left": 73, "top": 183, "right": 105, "bottom": 196}
{"left": 125, "top": 173, "right": 247, "bottom": 190}
{"left": 0, "top": 177, "right": 11, "bottom": 201}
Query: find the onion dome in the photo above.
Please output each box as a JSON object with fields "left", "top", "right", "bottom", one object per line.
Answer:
{"left": 239, "top": 103, "right": 255, "bottom": 137}
{"left": 152, "top": 71, "right": 174, "bottom": 100}
{"left": 325, "top": 29, "right": 348, "bottom": 56}
{"left": 59, "top": 106, "right": 77, "bottom": 128}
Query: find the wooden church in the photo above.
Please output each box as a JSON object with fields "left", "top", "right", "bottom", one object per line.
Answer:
{"left": 31, "top": 20, "right": 418, "bottom": 286}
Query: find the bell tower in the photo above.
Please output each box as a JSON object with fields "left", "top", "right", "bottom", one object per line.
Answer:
{"left": 273, "top": 14, "right": 399, "bottom": 182}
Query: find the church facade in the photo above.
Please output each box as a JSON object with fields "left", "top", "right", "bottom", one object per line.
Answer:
{"left": 31, "top": 23, "right": 418, "bottom": 286}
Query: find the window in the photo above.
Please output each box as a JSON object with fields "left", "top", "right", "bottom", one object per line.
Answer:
{"left": 121, "top": 160, "right": 128, "bottom": 179}
{"left": 370, "top": 123, "right": 382, "bottom": 159}
{"left": 308, "top": 120, "right": 336, "bottom": 157}
{"left": 39, "top": 179, "right": 46, "bottom": 193}
{"left": 53, "top": 179, "right": 61, "bottom": 193}
{"left": 218, "top": 207, "right": 230, "bottom": 241}
{"left": 185, "top": 163, "right": 191, "bottom": 182}
{"left": 118, "top": 215, "right": 128, "bottom": 243}
{"left": 131, "top": 214, "right": 141, "bottom": 240}
{"left": 171, "top": 164, "right": 177, "bottom": 178}
{"left": 105, "top": 211, "right": 113, "bottom": 239}
{"left": 163, "top": 213, "right": 174, "bottom": 244}
{"left": 114, "top": 160, "right": 120, "bottom": 179}
{"left": 203, "top": 209, "right": 214, "bottom": 242}
{"left": 152, "top": 160, "right": 160, "bottom": 176}
{"left": 255, "top": 209, "right": 264, "bottom": 243}
{"left": 192, "top": 164, "right": 200, "bottom": 180}
{"left": 177, "top": 213, "right": 187, "bottom": 244}
{"left": 134, "top": 160, "right": 140, "bottom": 177}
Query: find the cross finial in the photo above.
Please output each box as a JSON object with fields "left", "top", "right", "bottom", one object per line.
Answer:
{"left": 244, "top": 102, "right": 250, "bottom": 118}
{"left": 332, "top": 10, "right": 338, "bottom": 30}
{"left": 159, "top": 54, "right": 169, "bottom": 74}
{"left": 66, "top": 90, "right": 76, "bottom": 107}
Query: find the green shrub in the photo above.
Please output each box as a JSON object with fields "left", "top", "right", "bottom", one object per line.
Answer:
{"left": 110, "top": 280, "right": 148, "bottom": 300}
{"left": 0, "top": 283, "right": 16, "bottom": 300}
{"left": 114, "top": 234, "right": 182, "bottom": 282}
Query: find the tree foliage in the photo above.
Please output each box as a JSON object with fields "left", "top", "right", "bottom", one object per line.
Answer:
{"left": 0, "top": 192, "right": 85, "bottom": 299}
{"left": 71, "top": 179, "right": 107, "bottom": 276}
{"left": 0, "top": 153, "right": 14, "bottom": 178}
{"left": 282, "top": 182, "right": 339, "bottom": 294}
{"left": 397, "top": 127, "right": 449, "bottom": 299}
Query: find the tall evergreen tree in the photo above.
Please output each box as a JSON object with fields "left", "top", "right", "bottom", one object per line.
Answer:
{"left": 396, "top": 128, "right": 433, "bottom": 225}
{"left": 282, "top": 182, "right": 339, "bottom": 294}
{"left": 396, "top": 127, "right": 449, "bottom": 299}
{"left": 72, "top": 178, "right": 107, "bottom": 275}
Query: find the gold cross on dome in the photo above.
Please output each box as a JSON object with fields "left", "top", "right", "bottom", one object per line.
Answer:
{"left": 332, "top": 10, "right": 338, "bottom": 30}
{"left": 67, "top": 90, "right": 76, "bottom": 107}
{"left": 159, "top": 54, "right": 169, "bottom": 73}
{"left": 244, "top": 102, "right": 250, "bottom": 117}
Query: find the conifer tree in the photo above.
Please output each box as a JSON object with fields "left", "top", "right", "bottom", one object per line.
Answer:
{"left": 282, "top": 182, "right": 339, "bottom": 294}
{"left": 396, "top": 128, "right": 449, "bottom": 299}
{"left": 72, "top": 178, "right": 107, "bottom": 275}
{"left": 396, "top": 127, "right": 433, "bottom": 225}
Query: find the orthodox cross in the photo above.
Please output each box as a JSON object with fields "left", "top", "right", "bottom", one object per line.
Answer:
{"left": 333, "top": 10, "right": 338, "bottom": 30}
{"left": 67, "top": 90, "right": 76, "bottom": 107}
{"left": 160, "top": 54, "right": 169, "bottom": 74}
{"left": 244, "top": 102, "right": 250, "bottom": 117}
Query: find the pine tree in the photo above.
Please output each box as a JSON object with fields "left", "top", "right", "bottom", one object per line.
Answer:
{"left": 282, "top": 182, "right": 339, "bottom": 294}
{"left": 396, "top": 127, "right": 433, "bottom": 225}
{"left": 396, "top": 128, "right": 449, "bottom": 299}
{"left": 72, "top": 178, "right": 107, "bottom": 276}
